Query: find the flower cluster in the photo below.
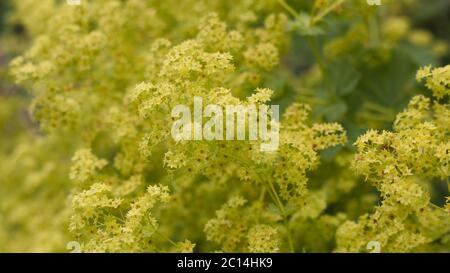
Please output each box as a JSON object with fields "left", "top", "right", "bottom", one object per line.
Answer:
{"left": 336, "top": 65, "right": 450, "bottom": 252}
{"left": 1, "top": 0, "right": 448, "bottom": 253}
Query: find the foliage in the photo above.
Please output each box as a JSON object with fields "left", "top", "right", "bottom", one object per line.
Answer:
{"left": 0, "top": 0, "right": 448, "bottom": 252}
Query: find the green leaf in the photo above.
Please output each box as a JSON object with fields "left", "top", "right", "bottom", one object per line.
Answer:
{"left": 326, "top": 59, "right": 361, "bottom": 96}
{"left": 287, "top": 13, "right": 325, "bottom": 37}
{"left": 319, "top": 99, "right": 348, "bottom": 122}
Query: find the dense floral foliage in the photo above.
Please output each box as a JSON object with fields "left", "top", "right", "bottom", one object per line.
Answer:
{"left": 0, "top": 0, "right": 448, "bottom": 252}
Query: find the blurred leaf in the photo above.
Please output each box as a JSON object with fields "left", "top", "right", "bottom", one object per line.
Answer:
{"left": 326, "top": 59, "right": 361, "bottom": 96}
{"left": 319, "top": 99, "right": 348, "bottom": 122}
{"left": 264, "top": 71, "right": 297, "bottom": 113}
{"left": 401, "top": 44, "right": 438, "bottom": 67}
{"left": 320, "top": 145, "right": 343, "bottom": 162}
{"left": 287, "top": 13, "right": 325, "bottom": 37}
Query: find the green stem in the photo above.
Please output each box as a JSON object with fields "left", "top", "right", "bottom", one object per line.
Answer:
{"left": 312, "top": 0, "right": 346, "bottom": 25}
{"left": 367, "top": 12, "right": 380, "bottom": 47}
{"left": 156, "top": 230, "right": 178, "bottom": 247}
{"left": 259, "top": 187, "right": 266, "bottom": 201}
{"left": 278, "top": 0, "right": 328, "bottom": 77}
{"left": 364, "top": 102, "right": 393, "bottom": 113}
{"left": 278, "top": 0, "right": 300, "bottom": 19}
{"left": 224, "top": 152, "right": 295, "bottom": 252}
{"left": 284, "top": 218, "right": 295, "bottom": 253}
{"left": 148, "top": 217, "right": 178, "bottom": 247}
{"left": 307, "top": 37, "right": 326, "bottom": 75}
{"left": 267, "top": 184, "right": 294, "bottom": 253}
{"left": 262, "top": 172, "right": 294, "bottom": 253}
{"left": 266, "top": 178, "right": 286, "bottom": 215}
